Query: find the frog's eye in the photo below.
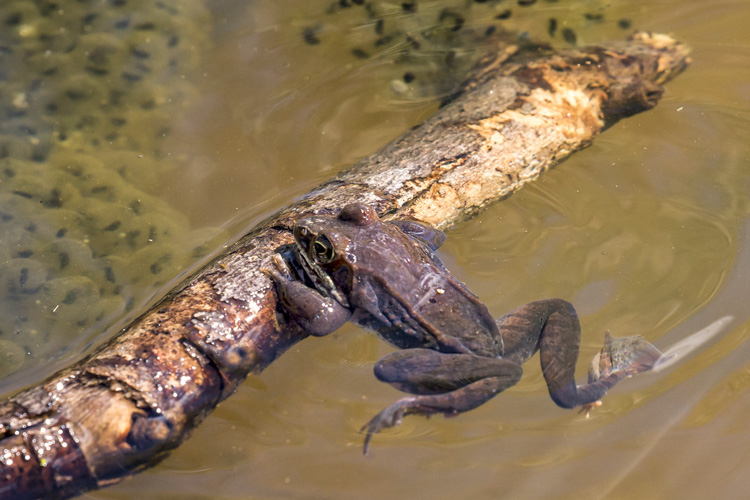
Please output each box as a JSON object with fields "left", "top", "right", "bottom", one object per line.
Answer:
{"left": 312, "top": 235, "right": 335, "bottom": 264}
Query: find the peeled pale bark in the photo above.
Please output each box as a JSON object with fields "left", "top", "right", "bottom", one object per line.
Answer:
{"left": 0, "top": 33, "right": 689, "bottom": 499}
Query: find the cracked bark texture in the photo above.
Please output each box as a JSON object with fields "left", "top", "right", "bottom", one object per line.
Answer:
{"left": 0, "top": 33, "right": 689, "bottom": 499}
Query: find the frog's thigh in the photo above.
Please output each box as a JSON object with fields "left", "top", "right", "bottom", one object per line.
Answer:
{"left": 374, "top": 348, "right": 523, "bottom": 395}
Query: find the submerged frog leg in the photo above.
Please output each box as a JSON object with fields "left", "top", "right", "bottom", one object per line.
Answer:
{"left": 363, "top": 348, "right": 523, "bottom": 453}
{"left": 264, "top": 255, "right": 351, "bottom": 336}
{"left": 497, "top": 299, "right": 661, "bottom": 410}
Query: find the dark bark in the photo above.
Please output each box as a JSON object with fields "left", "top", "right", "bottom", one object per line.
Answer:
{"left": 0, "top": 33, "right": 689, "bottom": 499}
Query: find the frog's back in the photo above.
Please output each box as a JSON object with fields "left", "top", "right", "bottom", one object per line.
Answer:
{"left": 350, "top": 223, "right": 503, "bottom": 357}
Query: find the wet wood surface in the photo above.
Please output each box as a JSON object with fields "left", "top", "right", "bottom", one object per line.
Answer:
{"left": 0, "top": 33, "right": 689, "bottom": 499}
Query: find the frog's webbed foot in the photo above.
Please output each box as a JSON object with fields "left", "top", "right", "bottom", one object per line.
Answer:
{"left": 588, "top": 331, "right": 663, "bottom": 383}
{"left": 361, "top": 397, "right": 421, "bottom": 455}
{"left": 573, "top": 332, "right": 663, "bottom": 416}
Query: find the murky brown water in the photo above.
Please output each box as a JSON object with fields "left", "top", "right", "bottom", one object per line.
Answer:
{"left": 4, "top": 0, "right": 749, "bottom": 498}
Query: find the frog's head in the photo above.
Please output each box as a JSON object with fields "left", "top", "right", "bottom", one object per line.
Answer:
{"left": 292, "top": 204, "right": 381, "bottom": 307}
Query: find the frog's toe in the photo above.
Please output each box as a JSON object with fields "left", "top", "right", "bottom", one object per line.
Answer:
{"left": 578, "top": 400, "right": 603, "bottom": 419}
{"left": 361, "top": 397, "right": 415, "bottom": 455}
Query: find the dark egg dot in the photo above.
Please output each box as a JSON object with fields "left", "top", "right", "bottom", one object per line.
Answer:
{"left": 126, "top": 230, "right": 140, "bottom": 248}
{"left": 439, "top": 9, "right": 464, "bottom": 32}
{"left": 86, "top": 66, "right": 108, "bottom": 77}
{"left": 83, "top": 13, "right": 98, "bottom": 25}
{"left": 5, "top": 12, "right": 22, "bottom": 26}
{"left": 43, "top": 189, "right": 62, "bottom": 208}
{"left": 547, "top": 18, "right": 557, "bottom": 37}
{"left": 132, "top": 48, "right": 150, "bottom": 59}
{"left": 495, "top": 10, "right": 512, "bottom": 20}
{"left": 375, "top": 18, "right": 384, "bottom": 35}
{"left": 518, "top": 0, "right": 537, "bottom": 6}
{"left": 121, "top": 72, "right": 142, "bottom": 83}
{"left": 65, "top": 89, "right": 88, "bottom": 100}
{"left": 351, "top": 48, "right": 369, "bottom": 59}
{"left": 403, "top": 71, "right": 415, "bottom": 83}
{"left": 618, "top": 18, "right": 632, "bottom": 29}
{"left": 402, "top": 1, "right": 417, "bottom": 13}
{"left": 104, "top": 221, "right": 122, "bottom": 232}
{"left": 485, "top": 25, "right": 497, "bottom": 36}
{"left": 445, "top": 50, "right": 456, "bottom": 66}
{"left": 129, "top": 200, "right": 142, "bottom": 215}
{"left": 302, "top": 27, "right": 320, "bottom": 45}
{"left": 562, "top": 28, "right": 577, "bottom": 45}
{"left": 584, "top": 12, "right": 604, "bottom": 22}
{"left": 63, "top": 291, "right": 77, "bottom": 305}
{"left": 374, "top": 35, "right": 393, "bottom": 47}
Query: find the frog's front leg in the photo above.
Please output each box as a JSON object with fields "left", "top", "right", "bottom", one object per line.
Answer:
{"left": 362, "top": 348, "right": 523, "bottom": 453}
{"left": 498, "top": 299, "right": 662, "bottom": 409}
{"left": 264, "top": 254, "right": 351, "bottom": 336}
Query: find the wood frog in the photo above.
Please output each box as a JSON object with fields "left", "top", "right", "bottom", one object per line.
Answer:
{"left": 265, "top": 203, "right": 662, "bottom": 453}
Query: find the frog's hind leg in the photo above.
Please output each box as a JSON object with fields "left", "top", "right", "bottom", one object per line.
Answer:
{"left": 363, "top": 348, "right": 522, "bottom": 453}
{"left": 497, "top": 299, "right": 661, "bottom": 410}
{"left": 373, "top": 348, "right": 522, "bottom": 394}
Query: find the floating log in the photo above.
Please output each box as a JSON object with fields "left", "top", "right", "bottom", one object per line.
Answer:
{"left": 0, "top": 33, "right": 689, "bottom": 499}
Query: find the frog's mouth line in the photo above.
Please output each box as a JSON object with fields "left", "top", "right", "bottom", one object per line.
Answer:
{"left": 293, "top": 243, "right": 350, "bottom": 308}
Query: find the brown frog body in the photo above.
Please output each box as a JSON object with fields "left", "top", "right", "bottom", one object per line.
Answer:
{"left": 265, "top": 203, "right": 661, "bottom": 453}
